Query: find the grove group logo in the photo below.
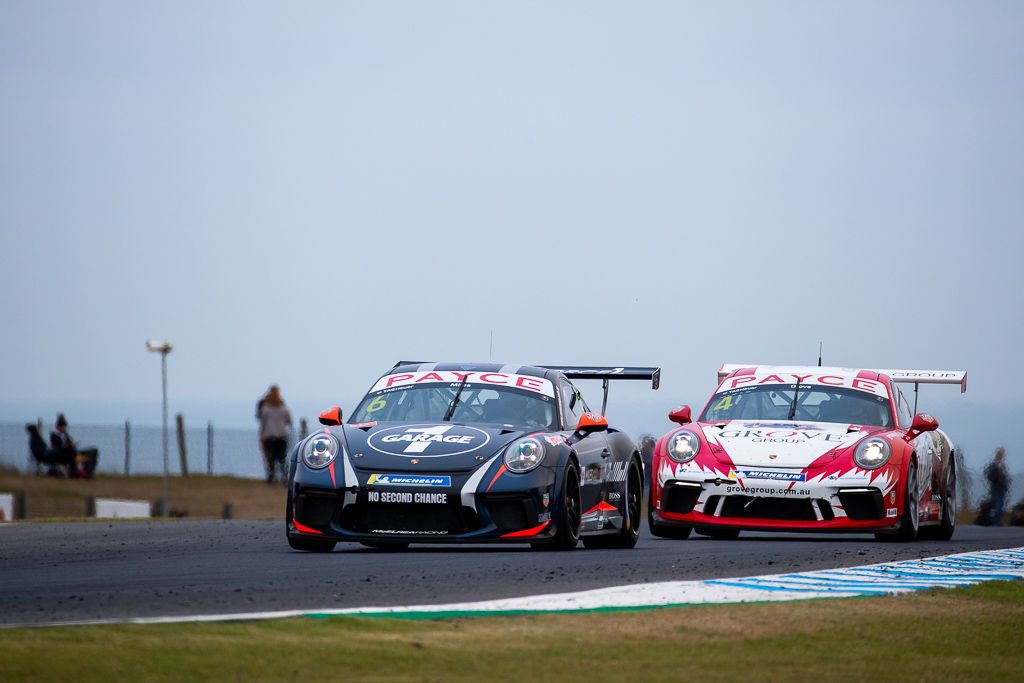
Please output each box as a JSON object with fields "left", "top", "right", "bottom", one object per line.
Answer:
{"left": 367, "top": 424, "right": 491, "bottom": 457}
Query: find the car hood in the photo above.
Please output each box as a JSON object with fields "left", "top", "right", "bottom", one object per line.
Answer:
{"left": 340, "top": 421, "right": 531, "bottom": 472}
{"left": 700, "top": 420, "right": 875, "bottom": 469}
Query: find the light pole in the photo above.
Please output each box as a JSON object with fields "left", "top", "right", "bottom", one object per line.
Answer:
{"left": 146, "top": 340, "right": 173, "bottom": 515}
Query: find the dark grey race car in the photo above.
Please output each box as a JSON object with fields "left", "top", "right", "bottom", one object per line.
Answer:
{"left": 286, "top": 362, "right": 659, "bottom": 551}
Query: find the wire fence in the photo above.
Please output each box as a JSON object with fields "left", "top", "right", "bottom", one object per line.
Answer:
{"left": 0, "top": 419, "right": 289, "bottom": 480}
{"left": 1, "top": 420, "right": 1016, "bottom": 510}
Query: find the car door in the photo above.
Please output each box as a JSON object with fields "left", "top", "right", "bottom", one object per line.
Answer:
{"left": 559, "top": 380, "right": 611, "bottom": 529}
{"left": 894, "top": 383, "right": 933, "bottom": 520}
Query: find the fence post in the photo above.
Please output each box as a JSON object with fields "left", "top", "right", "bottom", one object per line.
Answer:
{"left": 299, "top": 418, "right": 308, "bottom": 440}
{"left": 34, "top": 418, "right": 43, "bottom": 475}
{"left": 176, "top": 413, "right": 188, "bottom": 477}
{"left": 207, "top": 420, "right": 213, "bottom": 476}
{"left": 124, "top": 420, "right": 132, "bottom": 476}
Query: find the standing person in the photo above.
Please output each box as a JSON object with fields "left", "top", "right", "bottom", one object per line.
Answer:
{"left": 984, "top": 447, "right": 1011, "bottom": 526}
{"left": 258, "top": 385, "right": 292, "bottom": 483}
{"left": 255, "top": 392, "right": 267, "bottom": 475}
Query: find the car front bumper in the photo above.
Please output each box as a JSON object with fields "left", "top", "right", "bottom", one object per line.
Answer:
{"left": 652, "top": 467, "right": 903, "bottom": 532}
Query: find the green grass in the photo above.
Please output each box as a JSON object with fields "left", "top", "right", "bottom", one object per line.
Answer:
{"left": 3, "top": 581, "right": 1022, "bottom": 682}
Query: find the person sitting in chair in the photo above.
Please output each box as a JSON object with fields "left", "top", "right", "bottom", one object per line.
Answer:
{"left": 50, "top": 414, "right": 77, "bottom": 461}
{"left": 27, "top": 422, "right": 73, "bottom": 476}
{"left": 48, "top": 414, "right": 98, "bottom": 478}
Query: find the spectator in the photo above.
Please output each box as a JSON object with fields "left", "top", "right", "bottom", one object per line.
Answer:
{"left": 50, "top": 413, "right": 76, "bottom": 457}
{"left": 259, "top": 385, "right": 292, "bottom": 483}
{"left": 984, "top": 447, "right": 1011, "bottom": 526}
{"left": 45, "top": 414, "right": 98, "bottom": 478}
{"left": 255, "top": 392, "right": 267, "bottom": 475}
{"left": 27, "top": 423, "right": 72, "bottom": 476}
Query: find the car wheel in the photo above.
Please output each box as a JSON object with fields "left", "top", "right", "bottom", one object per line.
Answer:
{"left": 694, "top": 526, "right": 740, "bottom": 540}
{"left": 647, "top": 494, "right": 692, "bottom": 539}
{"left": 288, "top": 536, "right": 337, "bottom": 552}
{"left": 286, "top": 489, "right": 337, "bottom": 553}
{"left": 875, "top": 460, "right": 919, "bottom": 542}
{"left": 920, "top": 459, "right": 956, "bottom": 541}
{"left": 532, "top": 461, "right": 581, "bottom": 551}
{"left": 582, "top": 458, "right": 642, "bottom": 549}
{"left": 360, "top": 542, "right": 410, "bottom": 551}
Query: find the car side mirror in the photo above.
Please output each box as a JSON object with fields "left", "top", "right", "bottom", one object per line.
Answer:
{"left": 575, "top": 412, "right": 609, "bottom": 435}
{"left": 318, "top": 406, "right": 343, "bottom": 426}
{"left": 905, "top": 412, "right": 938, "bottom": 440}
{"left": 669, "top": 405, "right": 692, "bottom": 425}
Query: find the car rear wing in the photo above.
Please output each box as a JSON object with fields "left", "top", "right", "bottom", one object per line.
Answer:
{"left": 874, "top": 369, "right": 967, "bottom": 413}
{"left": 874, "top": 369, "right": 967, "bottom": 394}
{"left": 540, "top": 366, "right": 661, "bottom": 416}
{"left": 716, "top": 364, "right": 967, "bottom": 393}
{"left": 717, "top": 364, "right": 754, "bottom": 383}
{"left": 542, "top": 366, "right": 661, "bottom": 389}
{"left": 716, "top": 363, "right": 966, "bottom": 415}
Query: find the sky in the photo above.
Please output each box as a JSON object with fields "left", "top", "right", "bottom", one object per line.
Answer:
{"left": 1, "top": 2, "right": 1022, "bottom": 473}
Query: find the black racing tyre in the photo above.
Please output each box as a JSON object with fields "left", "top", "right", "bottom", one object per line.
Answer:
{"left": 694, "top": 527, "right": 740, "bottom": 540}
{"left": 532, "top": 461, "right": 581, "bottom": 551}
{"left": 582, "top": 458, "right": 642, "bottom": 549}
{"left": 360, "top": 542, "right": 410, "bottom": 551}
{"left": 285, "top": 488, "right": 293, "bottom": 534}
{"left": 649, "top": 518, "right": 693, "bottom": 539}
{"left": 286, "top": 489, "right": 337, "bottom": 552}
{"left": 876, "top": 460, "right": 919, "bottom": 542}
{"left": 648, "top": 494, "right": 692, "bottom": 539}
{"left": 920, "top": 459, "right": 956, "bottom": 541}
{"left": 288, "top": 536, "right": 337, "bottom": 552}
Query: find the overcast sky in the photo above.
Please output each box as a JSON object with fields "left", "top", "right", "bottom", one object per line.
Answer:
{"left": 1, "top": 2, "right": 1021, "bottom": 466}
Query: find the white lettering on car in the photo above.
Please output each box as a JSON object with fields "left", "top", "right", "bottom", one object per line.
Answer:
{"left": 367, "top": 490, "right": 449, "bottom": 504}
{"left": 726, "top": 374, "right": 889, "bottom": 397}
{"left": 372, "top": 371, "right": 556, "bottom": 397}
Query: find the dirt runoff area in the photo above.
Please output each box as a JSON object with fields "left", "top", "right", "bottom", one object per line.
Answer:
{"left": 0, "top": 468, "right": 286, "bottom": 520}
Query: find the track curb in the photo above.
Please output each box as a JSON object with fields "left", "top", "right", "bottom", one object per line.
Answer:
{"left": 8, "top": 546, "right": 1024, "bottom": 628}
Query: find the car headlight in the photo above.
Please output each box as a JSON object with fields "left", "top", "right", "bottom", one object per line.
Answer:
{"left": 504, "top": 437, "right": 545, "bottom": 473}
{"left": 667, "top": 431, "right": 701, "bottom": 463}
{"left": 304, "top": 434, "right": 339, "bottom": 469}
{"left": 853, "top": 437, "right": 891, "bottom": 469}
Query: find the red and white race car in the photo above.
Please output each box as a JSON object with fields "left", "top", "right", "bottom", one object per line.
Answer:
{"left": 648, "top": 364, "right": 966, "bottom": 541}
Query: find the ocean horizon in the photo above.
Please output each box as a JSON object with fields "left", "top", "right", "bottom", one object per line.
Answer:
{"left": 0, "top": 419, "right": 300, "bottom": 480}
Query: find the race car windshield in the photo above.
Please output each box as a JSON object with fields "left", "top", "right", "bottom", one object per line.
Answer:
{"left": 700, "top": 385, "right": 894, "bottom": 428}
{"left": 351, "top": 383, "right": 558, "bottom": 430}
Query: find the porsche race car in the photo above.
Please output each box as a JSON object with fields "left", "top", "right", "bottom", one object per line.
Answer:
{"left": 649, "top": 364, "right": 966, "bottom": 541}
{"left": 287, "top": 362, "right": 659, "bottom": 552}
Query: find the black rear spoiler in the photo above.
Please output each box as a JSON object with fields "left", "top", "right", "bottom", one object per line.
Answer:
{"left": 540, "top": 366, "right": 661, "bottom": 416}
{"left": 541, "top": 366, "right": 661, "bottom": 389}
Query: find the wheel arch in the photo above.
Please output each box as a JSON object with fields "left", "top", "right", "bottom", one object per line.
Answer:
{"left": 901, "top": 452, "right": 920, "bottom": 513}
{"left": 630, "top": 450, "right": 644, "bottom": 484}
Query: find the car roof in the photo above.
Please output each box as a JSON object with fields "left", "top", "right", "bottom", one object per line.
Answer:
{"left": 715, "top": 366, "right": 895, "bottom": 400}
{"left": 389, "top": 361, "right": 558, "bottom": 382}
{"left": 717, "top": 364, "right": 888, "bottom": 385}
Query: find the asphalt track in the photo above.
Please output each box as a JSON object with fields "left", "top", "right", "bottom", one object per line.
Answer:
{"left": 2, "top": 521, "right": 1023, "bottom": 627}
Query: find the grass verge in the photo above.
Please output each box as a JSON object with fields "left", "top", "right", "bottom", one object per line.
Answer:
{"left": 2, "top": 581, "right": 1021, "bottom": 682}
{"left": 0, "top": 468, "right": 284, "bottom": 520}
